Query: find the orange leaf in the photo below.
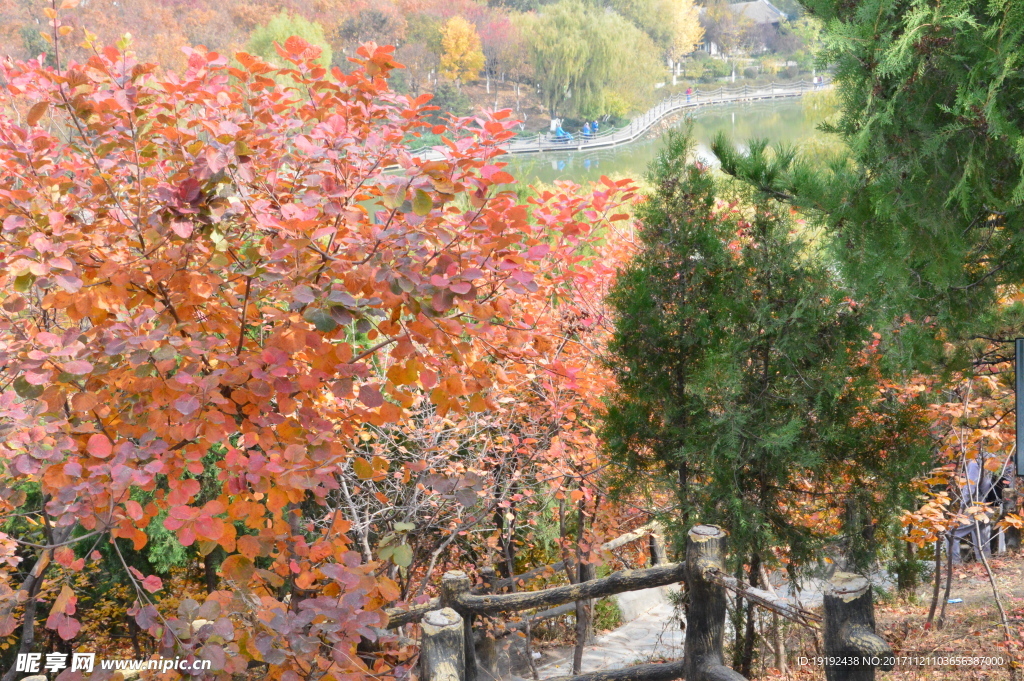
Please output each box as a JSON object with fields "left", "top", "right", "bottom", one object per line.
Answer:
{"left": 266, "top": 487, "right": 289, "bottom": 514}
{"left": 221, "top": 555, "right": 255, "bottom": 584}
{"left": 27, "top": 101, "right": 48, "bottom": 126}
{"left": 237, "top": 535, "right": 261, "bottom": 560}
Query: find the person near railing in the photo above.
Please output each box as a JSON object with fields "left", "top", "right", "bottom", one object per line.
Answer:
{"left": 582, "top": 121, "right": 592, "bottom": 139}
{"left": 947, "top": 454, "right": 994, "bottom": 564}
{"left": 553, "top": 123, "right": 572, "bottom": 143}
{"left": 592, "top": 119, "right": 599, "bottom": 135}
{"left": 686, "top": 86, "right": 693, "bottom": 102}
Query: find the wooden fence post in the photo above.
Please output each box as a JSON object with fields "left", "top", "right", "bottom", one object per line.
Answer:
{"left": 683, "top": 525, "right": 747, "bottom": 681}
{"left": 649, "top": 529, "right": 667, "bottom": 566}
{"left": 422, "top": 608, "right": 466, "bottom": 681}
{"left": 822, "top": 573, "right": 893, "bottom": 681}
{"left": 442, "top": 570, "right": 479, "bottom": 681}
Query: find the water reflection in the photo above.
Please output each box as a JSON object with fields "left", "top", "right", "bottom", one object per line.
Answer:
{"left": 503, "top": 99, "right": 825, "bottom": 187}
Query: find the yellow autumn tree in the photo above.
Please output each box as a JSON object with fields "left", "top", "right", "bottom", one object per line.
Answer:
{"left": 440, "top": 16, "right": 485, "bottom": 84}
{"left": 610, "top": 0, "right": 703, "bottom": 61}
{"left": 668, "top": 0, "right": 704, "bottom": 59}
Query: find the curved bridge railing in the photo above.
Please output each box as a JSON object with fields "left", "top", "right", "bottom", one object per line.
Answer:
{"left": 412, "top": 79, "right": 830, "bottom": 159}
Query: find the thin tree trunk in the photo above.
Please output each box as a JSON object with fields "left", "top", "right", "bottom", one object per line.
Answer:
{"left": 925, "top": 539, "right": 941, "bottom": 629}
{"left": 1, "top": 524, "right": 75, "bottom": 681}
{"left": 526, "top": 619, "right": 540, "bottom": 681}
{"left": 740, "top": 554, "right": 761, "bottom": 677}
{"left": 129, "top": 615, "right": 142, "bottom": 658}
{"left": 204, "top": 550, "right": 218, "bottom": 594}
{"left": 758, "top": 564, "right": 785, "bottom": 673}
{"left": 973, "top": 517, "right": 1017, "bottom": 681}
{"left": 937, "top": 533, "right": 954, "bottom": 630}
{"left": 731, "top": 563, "right": 745, "bottom": 669}
{"left": 572, "top": 498, "right": 593, "bottom": 674}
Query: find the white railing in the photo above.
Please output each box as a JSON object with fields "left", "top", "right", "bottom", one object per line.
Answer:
{"left": 411, "top": 79, "right": 830, "bottom": 158}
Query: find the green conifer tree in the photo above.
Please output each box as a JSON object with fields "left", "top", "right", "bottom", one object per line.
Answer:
{"left": 603, "top": 132, "right": 931, "bottom": 582}
{"left": 712, "top": 0, "right": 1024, "bottom": 363}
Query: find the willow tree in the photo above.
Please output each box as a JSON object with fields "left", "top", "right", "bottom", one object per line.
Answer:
{"left": 602, "top": 134, "right": 932, "bottom": 657}
{"left": 608, "top": 0, "right": 704, "bottom": 64}
{"left": 521, "top": 0, "right": 662, "bottom": 118}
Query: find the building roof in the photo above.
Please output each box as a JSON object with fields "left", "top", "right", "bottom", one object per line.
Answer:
{"left": 728, "top": 0, "right": 787, "bottom": 24}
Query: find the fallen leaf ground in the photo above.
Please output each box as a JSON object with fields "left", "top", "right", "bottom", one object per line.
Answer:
{"left": 776, "top": 551, "right": 1024, "bottom": 680}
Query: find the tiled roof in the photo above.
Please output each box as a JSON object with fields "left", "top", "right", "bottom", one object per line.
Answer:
{"left": 728, "top": 0, "right": 787, "bottom": 24}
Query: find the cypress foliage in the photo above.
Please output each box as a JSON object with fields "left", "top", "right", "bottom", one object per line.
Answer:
{"left": 602, "top": 132, "right": 931, "bottom": 573}
{"left": 713, "top": 0, "right": 1024, "bottom": 358}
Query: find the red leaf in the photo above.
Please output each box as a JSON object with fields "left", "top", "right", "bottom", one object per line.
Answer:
{"left": 63, "top": 359, "right": 93, "bottom": 375}
{"left": 358, "top": 384, "right": 384, "bottom": 408}
{"left": 174, "top": 394, "right": 200, "bottom": 415}
{"left": 56, "top": 614, "right": 81, "bottom": 640}
{"left": 86, "top": 433, "right": 112, "bottom": 458}
{"left": 125, "top": 500, "right": 144, "bottom": 521}
{"left": 170, "top": 219, "right": 193, "bottom": 238}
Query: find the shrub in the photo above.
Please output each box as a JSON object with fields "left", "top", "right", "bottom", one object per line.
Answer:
{"left": 594, "top": 597, "right": 624, "bottom": 631}
{"left": 246, "top": 12, "right": 332, "bottom": 68}
{"left": 425, "top": 82, "right": 472, "bottom": 123}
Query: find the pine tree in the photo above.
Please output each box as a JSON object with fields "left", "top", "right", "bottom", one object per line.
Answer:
{"left": 603, "top": 132, "right": 931, "bottom": 580}
{"left": 712, "top": 0, "right": 1024, "bottom": 359}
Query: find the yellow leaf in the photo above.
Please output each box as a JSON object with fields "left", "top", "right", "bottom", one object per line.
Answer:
{"left": 353, "top": 457, "right": 374, "bottom": 479}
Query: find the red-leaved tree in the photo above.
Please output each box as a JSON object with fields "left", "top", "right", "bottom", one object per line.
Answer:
{"left": 0, "top": 8, "right": 637, "bottom": 677}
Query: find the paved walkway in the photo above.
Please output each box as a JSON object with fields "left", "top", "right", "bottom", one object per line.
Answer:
{"left": 529, "top": 567, "right": 894, "bottom": 679}
{"left": 535, "top": 601, "right": 685, "bottom": 678}
{"left": 410, "top": 81, "right": 830, "bottom": 162}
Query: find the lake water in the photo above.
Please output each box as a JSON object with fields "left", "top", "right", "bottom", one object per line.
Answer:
{"left": 502, "top": 98, "right": 829, "bottom": 187}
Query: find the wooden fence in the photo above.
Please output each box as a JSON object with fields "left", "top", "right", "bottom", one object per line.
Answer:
{"left": 400, "top": 524, "right": 892, "bottom": 681}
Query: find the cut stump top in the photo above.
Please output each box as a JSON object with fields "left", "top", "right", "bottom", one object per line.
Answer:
{"left": 689, "top": 524, "right": 726, "bottom": 542}
{"left": 827, "top": 572, "right": 870, "bottom": 602}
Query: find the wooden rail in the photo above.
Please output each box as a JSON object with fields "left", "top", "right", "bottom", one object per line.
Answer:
{"left": 446, "top": 562, "right": 686, "bottom": 616}
{"left": 409, "top": 80, "right": 830, "bottom": 160}
{"left": 705, "top": 568, "right": 822, "bottom": 630}
{"left": 385, "top": 521, "right": 663, "bottom": 628}
{"left": 414, "top": 523, "right": 893, "bottom": 681}
{"left": 489, "top": 520, "right": 664, "bottom": 592}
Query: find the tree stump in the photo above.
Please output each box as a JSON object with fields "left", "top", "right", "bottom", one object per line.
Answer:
{"left": 823, "top": 573, "right": 893, "bottom": 681}
{"left": 422, "top": 608, "right": 466, "bottom": 681}
{"left": 683, "top": 525, "right": 748, "bottom": 681}
{"left": 442, "top": 570, "right": 478, "bottom": 681}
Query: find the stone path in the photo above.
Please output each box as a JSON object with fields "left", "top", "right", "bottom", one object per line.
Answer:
{"left": 528, "top": 567, "right": 896, "bottom": 680}
{"left": 535, "top": 600, "right": 685, "bottom": 678}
